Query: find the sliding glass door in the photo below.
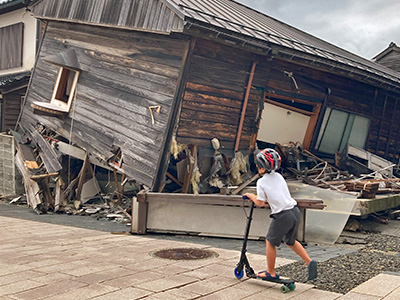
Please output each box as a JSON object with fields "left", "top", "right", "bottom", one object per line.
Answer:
{"left": 315, "top": 107, "right": 370, "bottom": 154}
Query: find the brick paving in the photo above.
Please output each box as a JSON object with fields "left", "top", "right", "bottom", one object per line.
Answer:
{"left": 1, "top": 214, "right": 400, "bottom": 299}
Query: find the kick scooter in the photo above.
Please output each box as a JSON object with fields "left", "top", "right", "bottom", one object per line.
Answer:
{"left": 234, "top": 195, "right": 296, "bottom": 294}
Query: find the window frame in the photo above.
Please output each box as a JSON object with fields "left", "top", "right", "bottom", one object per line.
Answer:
{"left": 50, "top": 66, "right": 80, "bottom": 112}
{"left": 31, "top": 49, "right": 81, "bottom": 116}
{"left": 315, "top": 107, "right": 371, "bottom": 155}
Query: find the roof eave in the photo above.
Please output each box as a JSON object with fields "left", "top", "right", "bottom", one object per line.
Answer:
{"left": 0, "top": 0, "right": 26, "bottom": 14}
{"left": 183, "top": 20, "right": 400, "bottom": 93}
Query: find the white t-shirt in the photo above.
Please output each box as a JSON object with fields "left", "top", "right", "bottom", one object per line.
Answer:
{"left": 256, "top": 171, "right": 297, "bottom": 214}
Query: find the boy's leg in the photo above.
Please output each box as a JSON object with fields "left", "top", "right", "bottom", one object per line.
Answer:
{"left": 287, "top": 241, "right": 317, "bottom": 280}
{"left": 266, "top": 240, "right": 278, "bottom": 277}
{"left": 257, "top": 240, "right": 278, "bottom": 278}
{"left": 287, "top": 240, "right": 311, "bottom": 265}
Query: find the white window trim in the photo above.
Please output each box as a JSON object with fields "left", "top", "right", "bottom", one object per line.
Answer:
{"left": 50, "top": 67, "right": 80, "bottom": 112}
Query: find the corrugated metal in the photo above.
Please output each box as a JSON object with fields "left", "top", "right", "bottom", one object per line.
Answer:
{"left": 30, "top": 0, "right": 400, "bottom": 88}
{"left": 31, "top": 0, "right": 184, "bottom": 34}
{"left": 165, "top": 0, "right": 400, "bottom": 87}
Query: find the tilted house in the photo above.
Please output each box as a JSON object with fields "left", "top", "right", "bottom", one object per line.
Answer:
{"left": 19, "top": 0, "right": 400, "bottom": 195}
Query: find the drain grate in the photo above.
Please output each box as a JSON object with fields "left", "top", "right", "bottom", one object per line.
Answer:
{"left": 150, "top": 247, "right": 219, "bottom": 261}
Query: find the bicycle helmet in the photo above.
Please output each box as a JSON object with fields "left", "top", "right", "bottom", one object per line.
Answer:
{"left": 255, "top": 148, "right": 281, "bottom": 172}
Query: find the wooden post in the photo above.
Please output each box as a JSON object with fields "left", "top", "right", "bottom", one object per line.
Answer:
{"left": 76, "top": 154, "right": 93, "bottom": 201}
{"left": 132, "top": 190, "right": 148, "bottom": 234}
{"left": 113, "top": 168, "right": 122, "bottom": 203}
{"left": 234, "top": 61, "right": 257, "bottom": 152}
{"left": 182, "top": 145, "right": 197, "bottom": 193}
{"left": 302, "top": 102, "right": 321, "bottom": 150}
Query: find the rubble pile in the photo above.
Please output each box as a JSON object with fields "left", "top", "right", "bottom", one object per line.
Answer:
{"left": 3, "top": 121, "right": 400, "bottom": 225}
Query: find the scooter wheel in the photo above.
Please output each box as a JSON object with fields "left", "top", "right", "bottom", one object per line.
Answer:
{"left": 234, "top": 266, "right": 244, "bottom": 279}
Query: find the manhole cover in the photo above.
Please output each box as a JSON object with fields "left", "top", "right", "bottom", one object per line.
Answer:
{"left": 150, "top": 247, "right": 219, "bottom": 261}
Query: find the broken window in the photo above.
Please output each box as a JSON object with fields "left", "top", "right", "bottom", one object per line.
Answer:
{"left": 315, "top": 107, "right": 370, "bottom": 155}
{"left": 50, "top": 67, "right": 79, "bottom": 111}
{"left": 31, "top": 49, "right": 81, "bottom": 115}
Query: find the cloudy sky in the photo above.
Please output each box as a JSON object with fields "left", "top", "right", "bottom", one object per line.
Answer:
{"left": 236, "top": 0, "right": 400, "bottom": 59}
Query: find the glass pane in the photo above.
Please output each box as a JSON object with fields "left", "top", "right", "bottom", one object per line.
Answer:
{"left": 339, "top": 114, "right": 354, "bottom": 153}
{"left": 318, "top": 109, "right": 348, "bottom": 154}
{"left": 347, "top": 115, "right": 370, "bottom": 149}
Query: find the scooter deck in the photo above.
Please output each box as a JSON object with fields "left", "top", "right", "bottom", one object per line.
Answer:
{"left": 250, "top": 274, "right": 296, "bottom": 293}
{"left": 250, "top": 274, "right": 294, "bottom": 284}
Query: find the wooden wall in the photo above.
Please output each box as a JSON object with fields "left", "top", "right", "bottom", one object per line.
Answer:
{"left": 375, "top": 49, "right": 400, "bottom": 72}
{"left": 366, "top": 92, "right": 400, "bottom": 161}
{"left": 21, "top": 21, "right": 189, "bottom": 187}
{"left": 176, "top": 38, "right": 264, "bottom": 151}
{"left": 2, "top": 88, "right": 24, "bottom": 131}
{"left": 267, "top": 58, "right": 400, "bottom": 163}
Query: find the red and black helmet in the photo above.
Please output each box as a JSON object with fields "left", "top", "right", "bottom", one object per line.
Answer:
{"left": 255, "top": 148, "right": 281, "bottom": 172}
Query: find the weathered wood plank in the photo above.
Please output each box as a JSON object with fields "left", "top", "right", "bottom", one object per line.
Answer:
{"left": 139, "top": 192, "right": 326, "bottom": 210}
{"left": 185, "top": 82, "right": 261, "bottom": 102}
{"left": 15, "top": 150, "right": 42, "bottom": 209}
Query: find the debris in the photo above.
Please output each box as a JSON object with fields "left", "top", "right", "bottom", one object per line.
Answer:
{"left": 229, "top": 151, "right": 247, "bottom": 185}
{"left": 370, "top": 213, "right": 389, "bottom": 224}
{"left": 9, "top": 196, "right": 22, "bottom": 204}
{"left": 344, "top": 218, "right": 362, "bottom": 232}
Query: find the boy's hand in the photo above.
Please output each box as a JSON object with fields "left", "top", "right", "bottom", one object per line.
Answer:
{"left": 243, "top": 193, "right": 255, "bottom": 201}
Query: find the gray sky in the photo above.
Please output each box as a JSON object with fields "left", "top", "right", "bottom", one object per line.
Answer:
{"left": 236, "top": 0, "right": 400, "bottom": 59}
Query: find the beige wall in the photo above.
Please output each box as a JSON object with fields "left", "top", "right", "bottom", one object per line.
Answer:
{"left": 258, "top": 102, "right": 310, "bottom": 145}
{"left": 0, "top": 8, "right": 37, "bottom": 76}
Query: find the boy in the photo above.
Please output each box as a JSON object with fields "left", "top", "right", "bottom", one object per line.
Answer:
{"left": 244, "top": 148, "right": 317, "bottom": 281}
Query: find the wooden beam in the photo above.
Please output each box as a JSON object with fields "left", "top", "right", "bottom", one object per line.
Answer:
{"left": 30, "top": 172, "right": 59, "bottom": 181}
{"left": 234, "top": 61, "right": 257, "bottom": 152}
{"left": 152, "top": 37, "right": 197, "bottom": 192}
{"left": 76, "top": 154, "right": 91, "bottom": 201}
{"left": 182, "top": 145, "right": 197, "bottom": 193}
{"left": 166, "top": 171, "right": 183, "bottom": 187}
{"left": 15, "top": 150, "right": 42, "bottom": 209}
{"left": 231, "top": 173, "right": 260, "bottom": 195}
{"left": 141, "top": 192, "right": 326, "bottom": 210}
{"left": 303, "top": 102, "right": 322, "bottom": 149}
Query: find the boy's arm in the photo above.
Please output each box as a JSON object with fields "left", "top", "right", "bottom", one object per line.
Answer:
{"left": 243, "top": 193, "right": 268, "bottom": 207}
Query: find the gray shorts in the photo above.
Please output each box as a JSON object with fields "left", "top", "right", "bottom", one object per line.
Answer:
{"left": 266, "top": 206, "right": 300, "bottom": 247}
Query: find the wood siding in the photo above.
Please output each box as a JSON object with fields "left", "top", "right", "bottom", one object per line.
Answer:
{"left": 375, "top": 49, "right": 400, "bottom": 72}
{"left": 32, "top": 0, "right": 184, "bottom": 34}
{"left": 366, "top": 92, "right": 400, "bottom": 161}
{"left": 0, "top": 22, "right": 23, "bottom": 70}
{"left": 176, "top": 38, "right": 263, "bottom": 150}
{"left": 265, "top": 59, "right": 400, "bottom": 163}
{"left": 2, "top": 89, "right": 24, "bottom": 130}
{"left": 21, "top": 21, "right": 189, "bottom": 187}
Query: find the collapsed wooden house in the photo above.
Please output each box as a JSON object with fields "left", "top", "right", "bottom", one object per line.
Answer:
{"left": 15, "top": 0, "right": 400, "bottom": 239}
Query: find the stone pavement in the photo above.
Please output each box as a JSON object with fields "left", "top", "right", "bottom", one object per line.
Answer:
{"left": 1, "top": 213, "right": 400, "bottom": 299}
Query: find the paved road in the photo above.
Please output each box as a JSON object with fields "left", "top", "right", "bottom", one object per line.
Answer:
{"left": 1, "top": 203, "right": 400, "bottom": 299}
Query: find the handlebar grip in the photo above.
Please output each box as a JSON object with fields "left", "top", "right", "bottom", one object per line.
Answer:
{"left": 242, "top": 195, "right": 249, "bottom": 200}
